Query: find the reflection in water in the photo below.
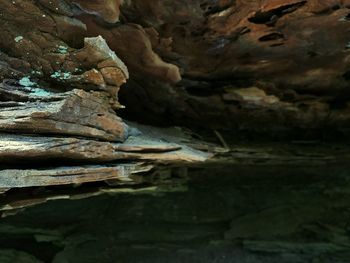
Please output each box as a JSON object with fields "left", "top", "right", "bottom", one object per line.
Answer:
{"left": 0, "top": 163, "right": 350, "bottom": 263}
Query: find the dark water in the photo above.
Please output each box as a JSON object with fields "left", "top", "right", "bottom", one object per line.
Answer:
{"left": 0, "top": 163, "right": 350, "bottom": 263}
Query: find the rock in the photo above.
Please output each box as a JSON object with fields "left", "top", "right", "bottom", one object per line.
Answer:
{"left": 70, "top": 0, "right": 123, "bottom": 23}
{"left": 0, "top": 85, "right": 128, "bottom": 142}
{"left": 0, "top": 164, "right": 147, "bottom": 189}
{"left": 1, "top": 2, "right": 350, "bottom": 263}
{"left": 0, "top": 131, "right": 211, "bottom": 165}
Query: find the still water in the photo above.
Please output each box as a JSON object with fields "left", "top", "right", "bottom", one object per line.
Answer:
{"left": 0, "top": 163, "right": 349, "bottom": 263}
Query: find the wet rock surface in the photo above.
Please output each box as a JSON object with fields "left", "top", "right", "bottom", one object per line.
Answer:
{"left": 1, "top": 162, "right": 350, "bottom": 263}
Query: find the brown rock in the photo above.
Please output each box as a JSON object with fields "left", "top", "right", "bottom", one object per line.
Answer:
{"left": 0, "top": 84, "right": 128, "bottom": 142}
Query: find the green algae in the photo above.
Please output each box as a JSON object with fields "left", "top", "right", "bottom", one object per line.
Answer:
{"left": 18, "top": 77, "right": 51, "bottom": 97}
{"left": 57, "top": 45, "right": 68, "bottom": 54}
{"left": 19, "top": 77, "right": 36, "bottom": 87}
{"left": 50, "top": 71, "right": 72, "bottom": 80}
{"left": 14, "top": 36, "right": 23, "bottom": 43}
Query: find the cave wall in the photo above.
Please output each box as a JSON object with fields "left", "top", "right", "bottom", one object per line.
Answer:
{"left": 2, "top": 0, "right": 350, "bottom": 135}
{"left": 112, "top": 0, "right": 350, "bottom": 134}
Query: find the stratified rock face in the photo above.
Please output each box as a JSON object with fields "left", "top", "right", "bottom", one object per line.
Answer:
{"left": 2, "top": 0, "right": 350, "bottom": 135}
{"left": 0, "top": 0, "right": 212, "bottom": 192}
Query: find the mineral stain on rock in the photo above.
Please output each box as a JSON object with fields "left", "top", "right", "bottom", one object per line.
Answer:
{"left": 14, "top": 36, "right": 23, "bottom": 43}
{"left": 19, "top": 76, "right": 36, "bottom": 87}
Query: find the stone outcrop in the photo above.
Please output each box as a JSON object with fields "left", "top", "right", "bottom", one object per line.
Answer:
{"left": 113, "top": 0, "right": 350, "bottom": 134}
{"left": 3, "top": 0, "right": 350, "bottom": 135}
{"left": 2, "top": 1, "right": 350, "bottom": 263}
{"left": 0, "top": 0, "right": 212, "bottom": 193}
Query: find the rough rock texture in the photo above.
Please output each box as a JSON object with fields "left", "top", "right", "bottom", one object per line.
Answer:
{"left": 3, "top": 0, "right": 350, "bottom": 135}
{"left": 0, "top": 0, "right": 212, "bottom": 191}
{"left": 111, "top": 0, "right": 350, "bottom": 135}
{"left": 0, "top": 86, "right": 127, "bottom": 141}
{"left": 1, "top": 1, "right": 350, "bottom": 263}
